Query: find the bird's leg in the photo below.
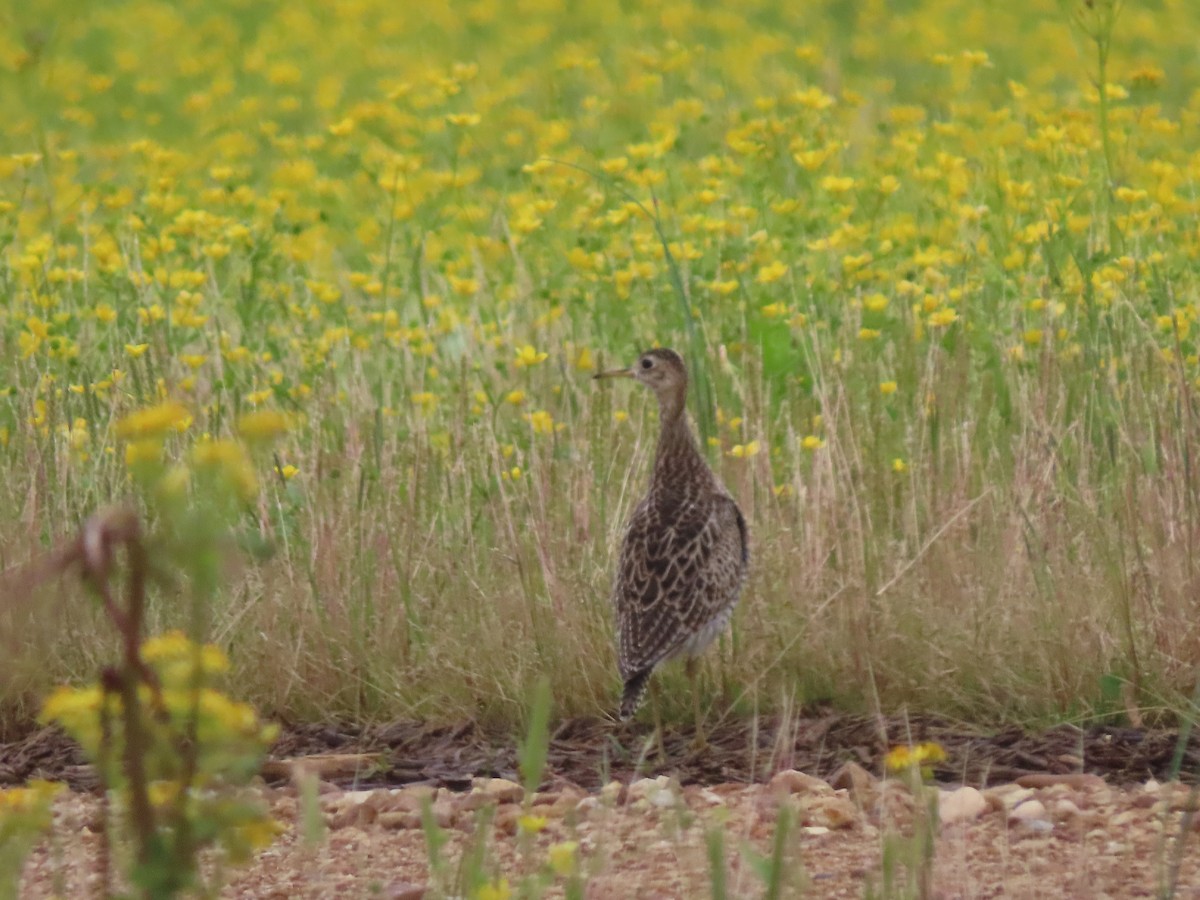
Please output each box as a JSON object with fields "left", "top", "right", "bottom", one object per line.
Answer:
{"left": 650, "top": 678, "right": 667, "bottom": 761}
{"left": 687, "top": 656, "right": 706, "bottom": 751}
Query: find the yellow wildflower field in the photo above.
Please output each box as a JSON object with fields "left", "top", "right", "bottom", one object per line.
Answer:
{"left": 3, "top": 0, "right": 1200, "bottom": 727}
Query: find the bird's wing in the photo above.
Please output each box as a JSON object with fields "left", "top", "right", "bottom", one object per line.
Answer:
{"left": 614, "top": 491, "right": 748, "bottom": 679}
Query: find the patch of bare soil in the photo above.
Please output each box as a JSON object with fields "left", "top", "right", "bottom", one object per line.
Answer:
{"left": 18, "top": 766, "right": 1200, "bottom": 898}
{"left": 8, "top": 715, "right": 1200, "bottom": 896}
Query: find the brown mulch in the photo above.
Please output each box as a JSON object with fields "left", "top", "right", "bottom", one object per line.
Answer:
{"left": 3, "top": 712, "right": 1198, "bottom": 792}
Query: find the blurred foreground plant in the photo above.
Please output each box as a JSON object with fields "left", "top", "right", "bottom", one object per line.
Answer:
{"left": 872, "top": 742, "right": 947, "bottom": 900}
{"left": 22, "top": 402, "right": 285, "bottom": 897}
{"left": 0, "top": 780, "right": 63, "bottom": 900}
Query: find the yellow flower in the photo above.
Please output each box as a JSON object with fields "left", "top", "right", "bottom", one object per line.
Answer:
{"left": 142, "top": 630, "right": 230, "bottom": 675}
{"left": 892, "top": 458, "right": 907, "bottom": 472}
{"left": 445, "top": 112, "right": 481, "bottom": 127}
{"left": 116, "top": 402, "right": 190, "bottom": 439}
{"left": 124, "top": 342, "right": 150, "bottom": 358}
{"left": 801, "top": 435, "right": 824, "bottom": 451}
{"left": 600, "top": 156, "right": 628, "bottom": 175}
{"left": 756, "top": 261, "right": 789, "bottom": 284}
{"left": 505, "top": 390, "right": 526, "bottom": 405}
{"left": 475, "top": 879, "right": 512, "bottom": 900}
{"left": 728, "top": 441, "right": 761, "bottom": 458}
{"left": 40, "top": 685, "right": 105, "bottom": 737}
{"left": 927, "top": 308, "right": 958, "bottom": 328}
{"left": 524, "top": 410, "right": 554, "bottom": 435}
{"left": 412, "top": 391, "right": 438, "bottom": 412}
{"left": 879, "top": 381, "right": 898, "bottom": 395}
{"left": 1130, "top": 65, "right": 1165, "bottom": 88}
{"left": 237, "top": 410, "right": 290, "bottom": 443}
{"left": 233, "top": 817, "right": 285, "bottom": 856}
{"left": 275, "top": 464, "right": 299, "bottom": 480}
{"left": 192, "top": 439, "right": 258, "bottom": 500}
{"left": 147, "top": 780, "right": 180, "bottom": 809}
{"left": 819, "top": 175, "right": 856, "bottom": 193}
{"left": 517, "top": 813, "right": 547, "bottom": 834}
{"left": 448, "top": 275, "right": 479, "bottom": 296}
{"left": 125, "top": 438, "right": 163, "bottom": 467}
{"left": 547, "top": 840, "right": 579, "bottom": 876}
{"left": 0, "top": 780, "right": 62, "bottom": 829}
{"left": 885, "top": 742, "right": 946, "bottom": 773}
{"left": 514, "top": 345, "right": 548, "bottom": 367}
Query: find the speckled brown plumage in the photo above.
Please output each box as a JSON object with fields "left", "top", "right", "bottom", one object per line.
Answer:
{"left": 594, "top": 348, "right": 749, "bottom": 720}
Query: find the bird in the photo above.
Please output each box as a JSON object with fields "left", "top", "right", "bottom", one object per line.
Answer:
{"left": 594, "top": 348, "right": 749, "bottom": 741}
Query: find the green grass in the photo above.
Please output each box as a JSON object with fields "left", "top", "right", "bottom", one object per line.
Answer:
{"left": 2, "top": 0, "right": 1200, "bottom": 736}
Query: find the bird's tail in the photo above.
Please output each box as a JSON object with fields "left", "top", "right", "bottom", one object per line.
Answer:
{"left": 620, "top": 668, "right": 654, "bottom": 720}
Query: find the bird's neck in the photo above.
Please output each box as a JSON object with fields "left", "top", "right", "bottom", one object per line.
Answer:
{"left": 652, "top": 397, "right": 709, "bottom": 491}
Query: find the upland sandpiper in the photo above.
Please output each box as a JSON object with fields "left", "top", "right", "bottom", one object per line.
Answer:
{"left": 594, "top": 348, "right": 749, "bottom": 740}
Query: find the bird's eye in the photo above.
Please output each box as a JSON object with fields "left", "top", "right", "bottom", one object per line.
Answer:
{"left": 641, "top": 358, "right": 653, "bottom": 370}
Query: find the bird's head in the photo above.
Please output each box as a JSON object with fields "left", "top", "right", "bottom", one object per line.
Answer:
{"left": 594, "top": 347, "right": 688, "bottom": 404}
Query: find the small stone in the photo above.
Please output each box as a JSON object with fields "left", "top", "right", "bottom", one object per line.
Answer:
{"left": 475, "top": 777, "right": 523, "bottom": 804}
{"left": 383, "top": 883, "right": 426, "bottom": 900}
{"left": 395, "top": 784, "right": 438, "bottom": 811}
{"left": 984, "top": 786, "right": 1035, "bottom": 812}
{"left": 328, "top": 800, "right": 378, "bottom": 830}
{"left": 651, "top": 790, "right": 677, "bottom": 809}
{"left": 457, "top": 792, "right": 492, "bottom": 813}
{"left": 1051, "top": 798, "right": 1083, "bottom": 822}
{"left": 939, "top": 786, "right": 988, "bottom": 826}
{"left": 599, "top": 780, "right": 625, "bottom": 804}
{"left": 549, "top": 792, "right": 584, "bottom": 817}
{"left": 379, "top": 811, "right": 422, "bottom": 830}
{"left": 1015, "top": 773, "right": 1105, "bottom": 791}
{"left": 829, "top": 762, "right": 878, "bottom": 805}
{"left": 431, "top": 799, "right": 456, "bottom": 829}
{"left": 1110, "top": 810, "right": 1138, "bottom": 828}
{"left": 685, "top": 787, "right": 724, "bottom": 807}
{"left": 801, "top": 826, "right": 830, "bottom": 836}
{"left": 769, "top": 769, "right": 833, "bottom": 797}
{"left": 1021, "top": 818, "right": 1055, "bottom": 834}
{"left": 1167, "top": 786, "right": 1200, "bottom": 812}
{"left": 1009, "top": 799, "right": 1048, "bottom": 824}
{"left": 800, "top": 795, "right": 859, "bottom": 830}
{"left": 494, "top": 804, "right": 522, "bottom": 836}
{"left": 628, "top": 775, "right": 675, "bottom": 805}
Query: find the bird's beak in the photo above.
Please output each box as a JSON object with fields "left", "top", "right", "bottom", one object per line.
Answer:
{"left": 593, "top": 366, "right": 635, "bottom": 381}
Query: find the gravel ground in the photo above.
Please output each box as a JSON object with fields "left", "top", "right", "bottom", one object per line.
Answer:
{"left": 18, "top": 768, "right": 1200, "bottom": 898}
